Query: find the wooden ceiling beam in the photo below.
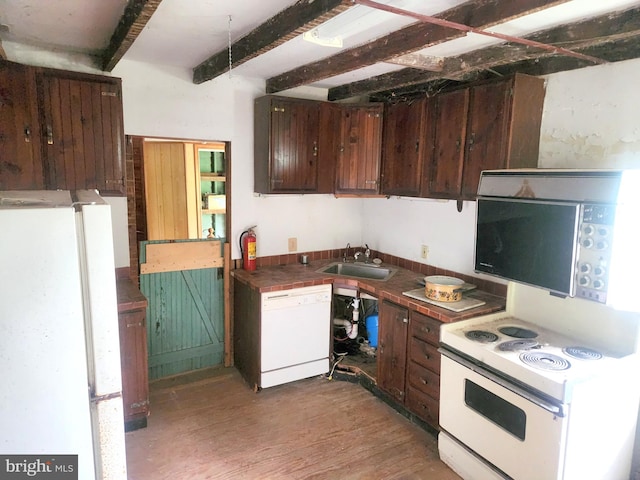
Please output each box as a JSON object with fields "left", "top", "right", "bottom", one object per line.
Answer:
{"left": 385, "top": 54, "right": 444, "bottom": 71}
{"left": 332, "top": 5, "right": 640, "bottom": 101}
{"left": 102, "top": 0, "right": 163, "bottom": 72}
{"left": 266, "top": 0, "right": 570, "bottom": 93}
{"left": 193, "top": 0, "right": 352, "bottom": 85}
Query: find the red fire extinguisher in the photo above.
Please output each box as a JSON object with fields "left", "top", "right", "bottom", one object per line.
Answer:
{"left": 240, "top": 226, "right": 257, "bottom": 271}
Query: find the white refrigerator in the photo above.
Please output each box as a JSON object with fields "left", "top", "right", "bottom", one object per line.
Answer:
{"left": 0, "top": 190, "right": 127, "bottom": 479}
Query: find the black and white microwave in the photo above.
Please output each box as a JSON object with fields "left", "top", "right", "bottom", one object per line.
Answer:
{"left": 474, "top": 169, "right": 637, "bottom": 307}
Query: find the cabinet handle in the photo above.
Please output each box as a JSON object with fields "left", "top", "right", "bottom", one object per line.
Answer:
{"left": 421, "top": 326, "right": 430, "bottom": 333}
{"left": 340, "top": 145, "right": 345, "bottom": 153}
{"left": 402, "top": 317, "right": 408, "bottom": 323}
{"left": 273, "top": 107, "right": 285, "bottom": 113}
{"left": 415, "top": 141, "right": 419, "bottom": 152}
{"left": 24, "top": 127, "right": 31, "bottom": 143}
{"left": 421, "top": 378, "right": 428, "bottom": 385}
{"left": 455, "top": 139, "right": 460, "bottom": 151}
{"left": 46, "top": 125, "right": 54, "bottom": 145}
{"left": 424, "top": 353, "right": 430, "bottom": 360}
{"left": 312, "top": 142, "right": 318, "bottom": 157}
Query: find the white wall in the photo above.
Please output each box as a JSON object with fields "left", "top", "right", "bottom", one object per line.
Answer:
{"left": 112, "top": 59, "right": 365, "bottom": 259}
{"left": 539, "top": 58, "right": 640, "bottom": 169}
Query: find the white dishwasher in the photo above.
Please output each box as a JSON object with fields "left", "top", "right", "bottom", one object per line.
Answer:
{"left": 260, "top": 284, "right": 332, "bottom": 388}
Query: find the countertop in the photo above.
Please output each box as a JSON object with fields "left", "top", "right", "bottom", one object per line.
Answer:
{"left": 116, "top": 277, "right": 148, "bottom": 313}
{"left": 232, "top": 258, "right": 506, "bottom": 323}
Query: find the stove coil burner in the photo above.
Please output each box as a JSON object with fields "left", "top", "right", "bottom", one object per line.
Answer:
{"left": 563, "top": 346, "right": 603, "bottom": 360}
{"left": 519, "top": 351, "right": 571, "bottom": 371}
{"left": 498, "top": 340, "right": 539, "bottom": 352}
{"left": 465, "top": 330, "right": 499, "bottom": 343}
{"left": 499, "top": 326, "right": 538, "bottom": 339}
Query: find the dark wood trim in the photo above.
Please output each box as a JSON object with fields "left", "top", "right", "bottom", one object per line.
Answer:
{"left": 102, "top": 0, "right": 164, "bottom": 72}
{"left": 266, "top": 0, "right": 570, "bottom": 94}
{"left": 193, "top": 0, "right": 352, "bottom": 85}
{"left": 364, "top": 7, "right": 640, "bottom": 101}
{"left": 337, "top": 5, "right": 640, "bottom": 101}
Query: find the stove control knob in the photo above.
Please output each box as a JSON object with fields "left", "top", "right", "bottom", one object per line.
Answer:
{"left": 582, "top": 238, "right": 594, "bottom": 249}
{"left": 594, "top": 266, "right": 606, "bottom": 277}
{"left": 593, "top": 279, "right": 605, "bottom": 290}
{"left": 583, "top": 225, "right": 595, "bottom": 236}
{"left": 598, "top": 227, "right": 609, "bottom": 237}
{"left": 579, "top": 275, "right": 591, "bottom": 287}
{"left": 579, "top": 263, "right": 591, "bottom": 274}
{"left": 595, "top": 240, "right": 609, "bottom": 250}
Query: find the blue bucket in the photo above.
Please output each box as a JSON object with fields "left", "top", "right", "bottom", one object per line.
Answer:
{"left": 365, "top": 314, "right": 379, "bottom": 348}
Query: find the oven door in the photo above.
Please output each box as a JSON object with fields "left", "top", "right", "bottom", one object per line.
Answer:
{"left": 439, "top": 352, "right": 569, "bottom": 480}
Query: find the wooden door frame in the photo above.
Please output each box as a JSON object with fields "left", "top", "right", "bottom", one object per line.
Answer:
{"left": 127, "top": 134, "right": 232, "bottom": 366}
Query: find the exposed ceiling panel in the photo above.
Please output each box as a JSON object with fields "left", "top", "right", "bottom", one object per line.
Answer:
{"left": 1, "top": 0, "right": 639, "bottom": 101}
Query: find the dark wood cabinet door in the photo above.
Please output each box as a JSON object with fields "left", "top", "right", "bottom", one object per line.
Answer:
{"left": 269, "top": 98, "right": 319, "bottom": 192}
{"left": 118, "top": 308, "right": 149, "bottom": 427}
{"left": 460, "top": 81, "right": 511, "bottom": 198}
{"left": 38, "top": 71, "right": 125, "bottom": 194}
{"left": 461, "top": 74, "right": 544, "bottom": 199}
{"left": 381, "top": 99, "right": 428, "bottom": 197}
{"left": 426, "top": 89, "right": 469, "bottom": 198}
{"left": 0, "top": 61, "right": 44, "bottom": 189}
{"left": 336, "top": 104, "right": 383, "bottom": 193}
{"left": 377, "top": 300, "right": 408, "bottom": 403}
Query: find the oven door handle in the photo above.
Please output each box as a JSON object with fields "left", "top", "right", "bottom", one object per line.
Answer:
{"left": 439, "top": 347, "right": 565, "bottom": 416}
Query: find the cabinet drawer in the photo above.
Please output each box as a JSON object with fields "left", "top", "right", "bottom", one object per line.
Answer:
{"left": 406, "top": 385, "right": 439, "bottom": 429}
{"left": 408, "top": 336, "right": 440, "bottom": 373}
{"left": 407, "top": 360, "right": 440, "bottom": 399}
{"left": 410, "top": 312, "right": 440, "bottom": 346}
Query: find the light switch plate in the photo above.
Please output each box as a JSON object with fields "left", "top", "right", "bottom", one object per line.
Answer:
{"left": 288, "top": 237, "right": 297, "bottom": 252}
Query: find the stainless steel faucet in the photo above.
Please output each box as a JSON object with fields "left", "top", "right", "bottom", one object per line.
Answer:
{"left": 343, "top": 243, "right": 351, "bottom": 263}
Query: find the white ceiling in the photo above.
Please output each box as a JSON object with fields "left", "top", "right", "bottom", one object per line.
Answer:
{"left": 1, "top": 0, "right": 639, "bottom": 90}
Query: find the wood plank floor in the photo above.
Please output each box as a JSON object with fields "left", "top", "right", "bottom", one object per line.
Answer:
{"left": 125, "top": 367, "right": 461, "bottom": 479}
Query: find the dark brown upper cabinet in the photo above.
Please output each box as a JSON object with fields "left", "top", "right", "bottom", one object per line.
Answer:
{"left": 254, "top": 96, "right": 321, "bottom": 194}
{"left": 38, "top": 68, "right": 126, "bottom": 195}
{"left": 0, "top": 61, "right": 44, "bottom": 190}
{"left": 460, "top": 74, "right": 545, "bottom": 199}
{"left": 335, "top": 103, "right": 383, "bottom": 194}
{"left": 380, "top": 98, "right": 429, "bottom": 197}
{"left": 0, "top": 60, "right": 125, "bottom": 195}
{"left": 425, "top": 88, "right": 470, "bottom": 199}
{"left": 424, "top": 73, "right": 544, "bottom": 200}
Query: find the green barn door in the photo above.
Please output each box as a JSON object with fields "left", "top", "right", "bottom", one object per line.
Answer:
{"left": 140, "top": 240, "right": 224, "bottom": 379}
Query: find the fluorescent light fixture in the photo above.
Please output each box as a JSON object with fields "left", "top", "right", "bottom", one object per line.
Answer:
{"left": 302, "top": 29, "right": 343, "bottom": 48}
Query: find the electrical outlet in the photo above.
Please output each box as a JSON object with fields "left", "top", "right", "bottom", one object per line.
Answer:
{"left": 288, "top": 237, "right": 297, "bottom": 252}
{"left": 421, "top": 244, "right": 429, "bottom": 259}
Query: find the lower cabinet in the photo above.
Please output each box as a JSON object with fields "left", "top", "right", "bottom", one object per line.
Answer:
{"left": 378, "top": 300, "right": 441, "bottom": 430}
{"left": 117, "top": 279, "right": 149, "bottom": 431}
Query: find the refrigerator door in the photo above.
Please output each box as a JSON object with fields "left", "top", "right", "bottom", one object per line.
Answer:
{"left": 0, "top": 195, "right": 96, "bottom": 478}
{"left": 75, "top": 190, "right": 123, "bottom": 396}
{"left": 75, "top": 190, "right": 127, "bottom": 479}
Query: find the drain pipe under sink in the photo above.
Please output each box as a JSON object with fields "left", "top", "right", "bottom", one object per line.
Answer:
{"left": 333, "top": 298, "right": 360, "bottom": 339}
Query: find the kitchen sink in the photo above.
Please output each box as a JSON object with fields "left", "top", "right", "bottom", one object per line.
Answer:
{"left": 317, "top": 262, "right": 397, "bottom": 281}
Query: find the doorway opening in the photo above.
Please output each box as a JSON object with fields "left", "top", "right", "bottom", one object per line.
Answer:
{"left": 127, "top": 135, "right": 232, "bottom": 379}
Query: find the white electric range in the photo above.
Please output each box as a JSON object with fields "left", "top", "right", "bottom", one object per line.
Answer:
{"left": 438, "top": 282, "right": 640, "bottom": 480}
